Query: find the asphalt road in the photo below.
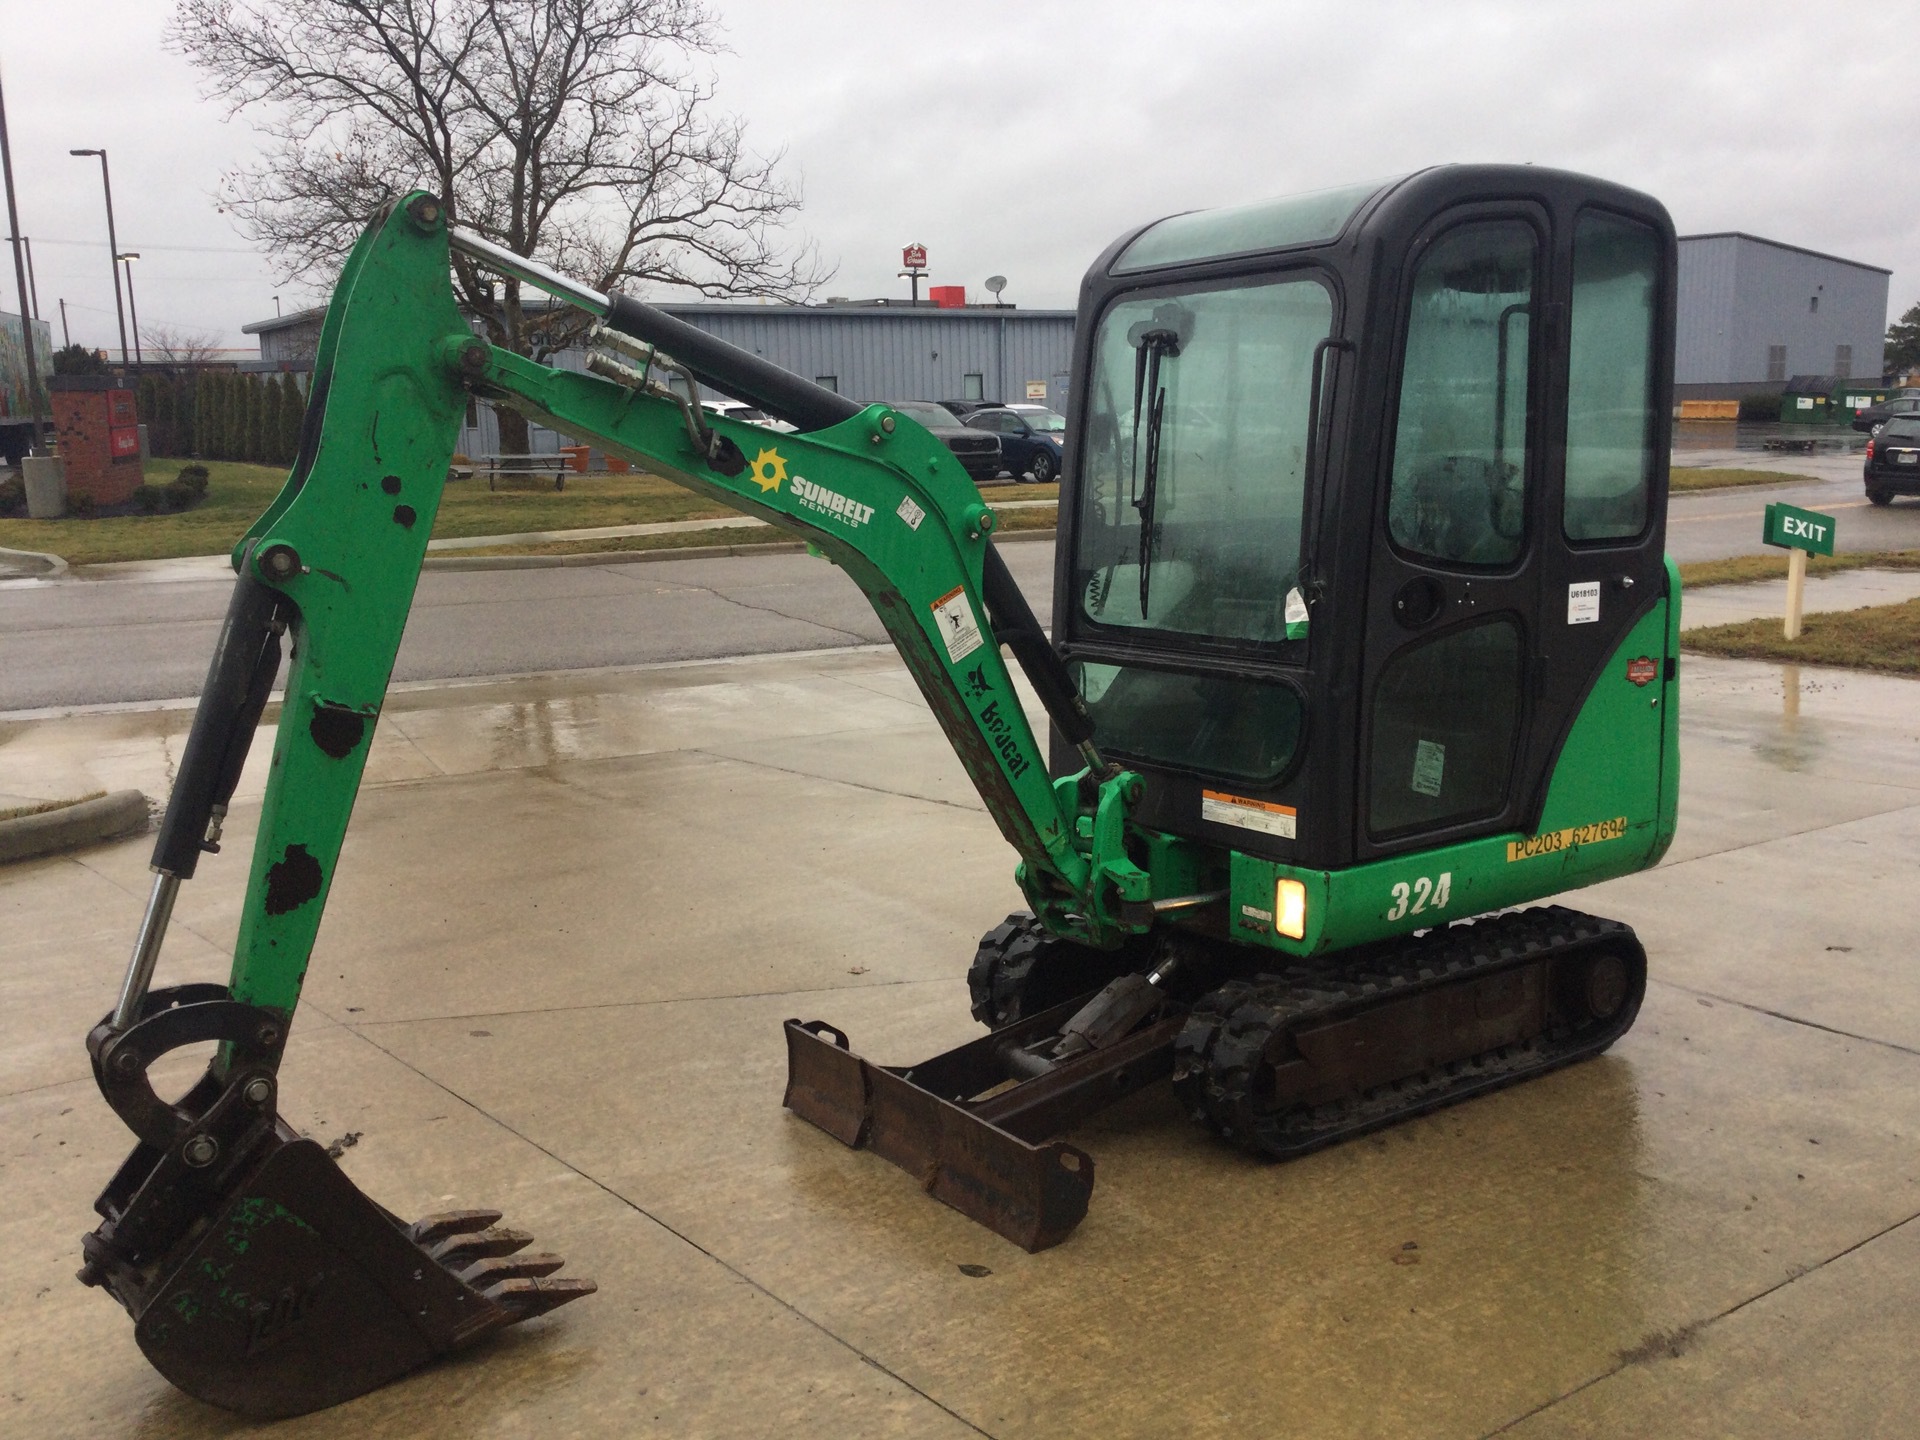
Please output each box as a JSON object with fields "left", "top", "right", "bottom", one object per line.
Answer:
{"left": 4, "top": 455, "right": 1916, "bottom": 714}
{"left": 0, "top": 544, "right": 1059, "bottom": 714}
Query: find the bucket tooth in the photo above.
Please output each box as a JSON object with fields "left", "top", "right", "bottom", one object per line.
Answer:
{"left": 407, "top": 1209, "right": 505, "bottom": 1245}
{"left": 459, "top": 1251, "right": 566, "bottom": 1286}
{"left": 427, "top": 1225, "right": 535, "bottom": 1267}
{"left": 484, "top": 1275, "right": 599, "bottom": 1321}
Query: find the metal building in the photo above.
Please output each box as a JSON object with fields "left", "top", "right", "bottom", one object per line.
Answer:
{"left": 1675, "top": 232, "right": 1890, "bottom": 398}
{"left": 659, "top": 301, "right": 1076, "bottom": 410}
{"left": 243, "top": 298, "right": 1075, "bottom": 432}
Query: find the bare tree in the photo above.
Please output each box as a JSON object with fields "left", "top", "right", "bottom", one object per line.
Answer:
{"left": 172, "top": 0, "right": 830, "bottom": 446}
{"left": 141, "top": 324, "right": 225, "bottom": 368}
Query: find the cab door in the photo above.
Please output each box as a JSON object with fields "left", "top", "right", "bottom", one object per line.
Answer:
{"left": 1356, "top": 205, "right": 1547, "bottom": 859}
{"left": 1355, "top": 199, "right": 1671, "bottom": 861}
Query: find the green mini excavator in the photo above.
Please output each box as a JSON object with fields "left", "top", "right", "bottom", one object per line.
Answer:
{"left": 78, "top": 165, "right": 1679, "bottom": 1417}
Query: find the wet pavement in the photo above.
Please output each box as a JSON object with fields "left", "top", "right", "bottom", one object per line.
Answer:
{"left": 3, "top": 645, "right": 1918, "bottom": 1438}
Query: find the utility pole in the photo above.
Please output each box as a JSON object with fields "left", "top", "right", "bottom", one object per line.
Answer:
{"left": 58, "top": 296, "right": 70, "bottom": 347}
{"left": 70, "top": 148, "right": 128, "bottom": 366}
{"left": 119, "top": 253, "right": 142, "bottom": 368}
{"left": 4, "top": 233, "right": 39, "bottom": 319}
{"left": 0, "top": 65, "right": 46, "bottom": 447}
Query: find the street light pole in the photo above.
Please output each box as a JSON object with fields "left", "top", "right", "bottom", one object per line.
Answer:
{"left": 70, "top": 148, "right": 128, "bottom": 366}
{"left": 58, "top": 297, "right": 70, "bottom": 348}
{"left": 118, "top": 253, "right": 141, "bottom": 367}
{"left": 0, "top": 66, "right": 46, "bottom": 447}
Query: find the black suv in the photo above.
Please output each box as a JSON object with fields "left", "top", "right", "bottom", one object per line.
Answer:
{"left": 1863, "top": 418, "right": 1920, "bottom": 505}
{"left": 1851, "top": 394, "right": 1920, "bottom": 433}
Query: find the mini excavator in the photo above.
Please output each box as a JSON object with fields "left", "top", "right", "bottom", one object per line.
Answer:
{"left": 79, "top": 166, "right": 1680, "bottom": 1416}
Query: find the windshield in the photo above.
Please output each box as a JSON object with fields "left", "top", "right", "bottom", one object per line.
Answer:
{"left": 1072, "top": 274, "right": 1334, "bottom": 644}
{"left": 1014, "top": 407, "right": 1066, "bottom": 432}
{"left": 892, "top": 401, "right": 960, "bottom": 429}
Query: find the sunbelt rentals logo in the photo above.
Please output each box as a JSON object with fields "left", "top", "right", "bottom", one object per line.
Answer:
{"left": 748, "top": 447, "right": 874, "bottom": 529}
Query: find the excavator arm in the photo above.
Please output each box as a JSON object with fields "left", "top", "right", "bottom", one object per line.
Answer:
{"left": 206, "top": 196, "right": 1157, "bottom": 1017}
{"left": 78, "top": 193, "right": 1163, "bottom": 1417}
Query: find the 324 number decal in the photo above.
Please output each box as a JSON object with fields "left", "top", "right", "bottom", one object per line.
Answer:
{"left": 1386, "top": 871, "right": 1451, "bottom": 922}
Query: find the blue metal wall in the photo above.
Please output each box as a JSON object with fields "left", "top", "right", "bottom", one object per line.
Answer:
{"left": 652, "top": 304, "right": 1077, "bottom": 409}
{"left": 1676, "top": 233, "right": 1889, "bottom": 386}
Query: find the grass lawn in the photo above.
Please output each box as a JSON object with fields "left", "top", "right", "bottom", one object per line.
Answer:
{"left": 0, "top": 460, "right": 1061, "bottom": 568}
{"left": 1677, "top": 549, "right": 1920, "bottom": 589}
{"left": 1668, "top": 467, "right": 1821, "bottom": 492}
{"left": 1683, "top": 597, "right": 1920, "bottom": 675}
{"left": 0, "top": 791, "right": 105, "bottom": 822}
{"left": 0, "top": 460, "right": 741, "bottom": 566}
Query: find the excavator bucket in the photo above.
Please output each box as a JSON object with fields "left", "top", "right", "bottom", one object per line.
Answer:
{"left": 79, "top": 988, "right": 593, "bottom": 1419}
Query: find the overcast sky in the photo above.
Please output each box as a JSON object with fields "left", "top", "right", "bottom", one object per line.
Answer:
{"left": 4, "top": 1, "right": 1913, "bottom": 354}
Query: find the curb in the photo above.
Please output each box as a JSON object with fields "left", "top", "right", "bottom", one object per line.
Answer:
{"left": 420, "top": 526, "right": 1056, "bottom": 572}
{"left": 0, "top": 789, "right": 150, "bottom": 864}
{"left": 0, "top": 544, "right": 69, "bottom": 580}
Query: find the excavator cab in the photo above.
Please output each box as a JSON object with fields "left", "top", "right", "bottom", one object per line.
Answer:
{"left": 1056, "top": 165, "right": 1676, "bottom": 886}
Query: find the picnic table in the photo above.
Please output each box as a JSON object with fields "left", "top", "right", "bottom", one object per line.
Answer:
{"left": 476, "top": 452, "right": 571, "bottom": 491}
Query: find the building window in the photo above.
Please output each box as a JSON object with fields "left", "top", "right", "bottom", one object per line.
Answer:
{"left": 963, "top": 372, "right": 985, "bottom": 400}
{"left": 1767, "top": 345, "right": 1787, "bottom": 383}
{"left": 814, "top": 375, "right": 838, "bottom": 393}
{"left": 1809, "top": 295, "right": 1819, "bottom": 315}
{"left": 1835, "top": 345, "right": 1853, "bottom": 379}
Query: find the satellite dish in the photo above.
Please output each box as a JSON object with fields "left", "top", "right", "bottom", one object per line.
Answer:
{"left": 985, "top": 275, "right": 1007, "bottom": 295}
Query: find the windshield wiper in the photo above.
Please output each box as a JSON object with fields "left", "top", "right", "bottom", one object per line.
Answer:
{"left": 1128, "top": 319, "right": 1184, "bottom": 617}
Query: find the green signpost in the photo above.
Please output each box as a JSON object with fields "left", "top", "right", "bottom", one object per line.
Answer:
{"left": 1762, "top": 501, "right": 1836, "bottom": 639}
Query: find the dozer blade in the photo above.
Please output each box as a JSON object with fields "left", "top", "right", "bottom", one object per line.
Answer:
{"left": 784, "top": 985, "right": 1180, "bottom": 1252}
{"left": 79, "top": 987, "right": 593, "bottom": 1419}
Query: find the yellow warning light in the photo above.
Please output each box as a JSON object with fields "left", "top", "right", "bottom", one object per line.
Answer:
{"left": 1275, "top": 878, "right": 1308, "bottom": 940}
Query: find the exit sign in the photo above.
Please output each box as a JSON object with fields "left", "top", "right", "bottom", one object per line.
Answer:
{"left": 1763, "top": 501, "right": 1835, "bottom": 555}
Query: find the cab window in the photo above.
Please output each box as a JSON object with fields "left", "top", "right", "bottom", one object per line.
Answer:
{"left": 1387, "top": 220, "right": 1536, "bottom": 568}
{"left": 1564, "top": 212, "right": 1660, "bottom": 542}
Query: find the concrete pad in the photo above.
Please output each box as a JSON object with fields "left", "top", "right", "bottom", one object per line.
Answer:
{"left": 0, "top": 1026, "right": 978, "bottom": 1440}
{"left": 360, "top": 978, "right": 1920, "bottom": 1440}
{"left": 4, "top": 645, "right": 1919, "bottom": 1437}
{"left": 1502, "top": 1215, "right": 1920, "bottom": 1438}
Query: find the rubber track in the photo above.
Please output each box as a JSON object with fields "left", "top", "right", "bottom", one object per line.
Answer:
{"left": 1171, "top": 905, "right": 1646, "bottom": 1158}
{"left": 968, "top": 912, "right": 1144, "bottom": 1028}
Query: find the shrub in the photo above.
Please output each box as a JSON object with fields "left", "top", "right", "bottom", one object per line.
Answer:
{"left": 131, "top": 484, "right": 171, "bottom": 514}
{"left": 163, "top": 480, "right": 198, "bottom": 511}
{"left": 53, "top": 343, "right": 107, "bottom": 376}
{"left": 175, "top": 463, "right": 211, "bottom": 495}
{"left": 68, "top": 492, "right": 98, "bottom": 518}
{"left": 0, "top": 475, "right": 23, "bottom": 516}
{"left": 1739, "top": 392, "right": 1783, "bottom": 422}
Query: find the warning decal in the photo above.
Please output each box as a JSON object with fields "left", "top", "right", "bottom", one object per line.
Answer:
{"left": 931, "top": 586, "right": 985, "bottom": 664}
{"left": 1201, "top": 790, "right": 1297, "bottom": 839}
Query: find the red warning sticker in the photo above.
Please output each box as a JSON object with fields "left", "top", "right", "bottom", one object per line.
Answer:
{"left": 1626, "top": 656, "right": 1658, "bottom": 687}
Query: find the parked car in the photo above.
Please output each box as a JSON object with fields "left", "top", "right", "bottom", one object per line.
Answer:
{"left": 1850, "top": 394, "right": 1920, "bottom": 433}
{"left": 1863, "top": 418, "right": 1920, "bottom": 505}
{"left": 702, "top": 399, "right": 795, "bottom": 432}
{"left": 888, "top": 400, "right": 1002, "bottom": 481}
{"left": 962, "top": 405, "right": 1065, "bottom": 482}
{"left": 1002, "top": 403, "right": 1066, "bottom": 437}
